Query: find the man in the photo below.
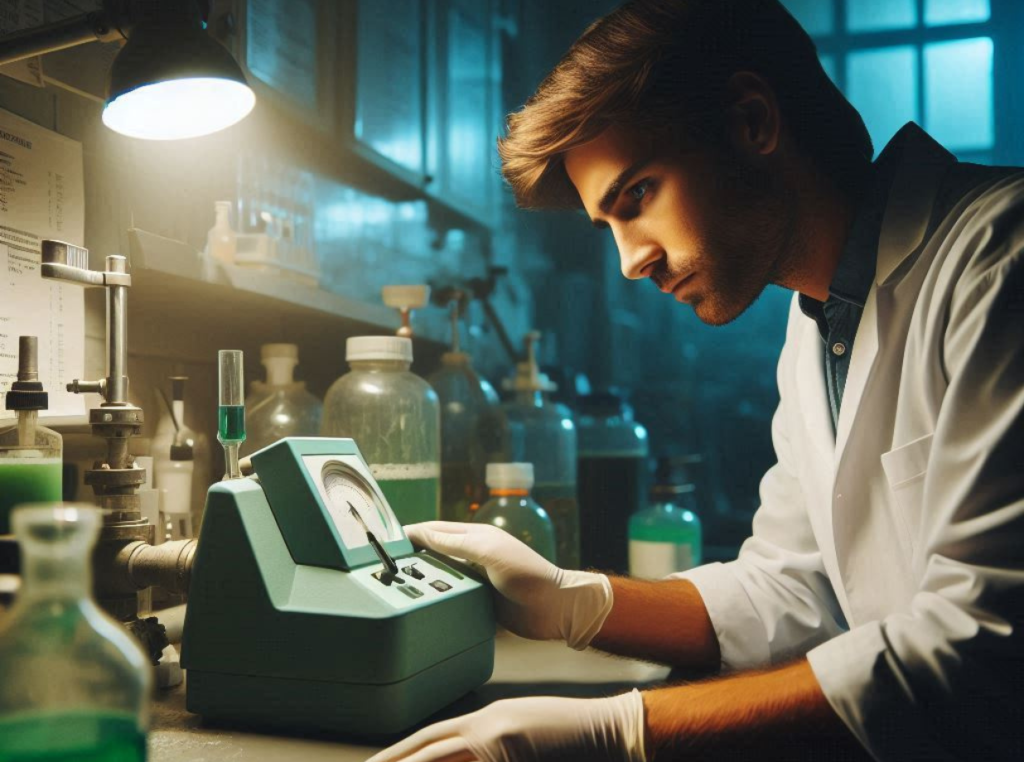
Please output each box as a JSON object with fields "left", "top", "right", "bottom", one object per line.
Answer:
{"left": 371, "top": 1, "right": 1024, "bottom": 759}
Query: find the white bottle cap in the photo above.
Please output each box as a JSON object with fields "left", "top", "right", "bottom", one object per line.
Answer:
{"left": 261, "top": 343, "right": 298, "bottom": 362}
{"left": 486, "top": 462, "right": 534, "bottom": 491}
{"left": 346, "top": 336, "right": 414, "bottom": 363}
{"left": 381, "top": 285, "right": 430, "bottom": 310}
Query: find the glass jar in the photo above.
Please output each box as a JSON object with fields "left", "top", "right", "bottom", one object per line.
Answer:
{"left": 629, "top": 482, "right": 702, "bottom": 580}
{"left": 577, "top": 392, "right": 649, "bottom": 573}
{"left": 474, "top": 463, "right": 556, "bottom": 563}
{"left": 427, "top": 351, "right": 508, "bottom": 523}
{"left": 321, "top": 336, "right": 440, "bottom": 525}
{"left": 244, "top": 343, "right": 323, "bottom": 455}
{"left": 0, "top": 505, "right": 151, "bottom": 760}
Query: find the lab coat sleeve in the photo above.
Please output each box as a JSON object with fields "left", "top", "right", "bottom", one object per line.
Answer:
{"left": 808, "top": 180, "right": 1024, "bottom": 761}
{"left": 672, "top": 296, "right": 847, "bottom": 671}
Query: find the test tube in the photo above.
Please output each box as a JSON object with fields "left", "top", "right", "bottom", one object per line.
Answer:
{"left": 218, "top": 350, "right": 246, "bottom": 480}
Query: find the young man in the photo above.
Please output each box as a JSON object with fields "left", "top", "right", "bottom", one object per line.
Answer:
{"left": 371, "top": 1, "right": 1024, "bottom": 760}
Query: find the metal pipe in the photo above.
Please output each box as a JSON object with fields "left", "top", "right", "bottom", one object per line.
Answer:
{"left": 0, "top": 11, "right": 120, "bottom": 67}
{"left": 107, "top": 255, "right": 128, "bottom": 405}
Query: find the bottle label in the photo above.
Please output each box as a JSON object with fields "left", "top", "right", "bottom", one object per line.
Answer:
{"left": 629, "top": 540, "right": 695, "bottom": 580}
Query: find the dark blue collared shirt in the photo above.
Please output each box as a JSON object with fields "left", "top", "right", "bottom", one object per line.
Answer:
{"left": 798, "top": 131, "right": 905, "bottom": 431}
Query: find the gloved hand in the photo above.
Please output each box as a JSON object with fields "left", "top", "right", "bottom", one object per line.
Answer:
{"left": 406, "top": 521, "right": 613, "bottom": 650}
{"left": 366, "top": 690, "right": 647, "bottom": 762}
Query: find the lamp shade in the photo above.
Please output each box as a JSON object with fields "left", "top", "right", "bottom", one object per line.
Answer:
{"left": 102, "top": 22, "right": 255, "bottom": 140}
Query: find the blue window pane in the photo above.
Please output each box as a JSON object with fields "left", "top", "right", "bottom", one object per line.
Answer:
{"left": 847, "top": 0, "right": 916, "bottom": 32}
{"left": 846, "top": 47, "right": 918, "bottom": 155}
{"left": 925, "top": 0, "right": 990, "bottom": 27}
{"left": 781, "top": 0, "right": 833, "bottom": 35}
{"left": 925, "top": 38, "right": 994, "bottom": 150}
{"left": 820, "top": 54, "right": 837, "bottom": 84}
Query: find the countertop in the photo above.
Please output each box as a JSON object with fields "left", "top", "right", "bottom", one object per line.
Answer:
{"left": 150, "top": 629, "right": 671, "bottom": 761}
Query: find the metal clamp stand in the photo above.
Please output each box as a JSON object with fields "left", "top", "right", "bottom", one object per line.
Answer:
{"left": 41, "top": 240, "right": 196, "bottom": 663}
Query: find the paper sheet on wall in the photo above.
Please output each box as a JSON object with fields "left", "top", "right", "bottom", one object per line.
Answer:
{"left": 0, "top": 106, "right": 85, "bottom": 421}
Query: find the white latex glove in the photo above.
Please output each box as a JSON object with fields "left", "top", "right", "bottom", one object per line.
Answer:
{"left": 407, "top": 521, "right": 613, "bottom": 650}
{"left": 367, "top": 690, "right": 646, "bottom": 762}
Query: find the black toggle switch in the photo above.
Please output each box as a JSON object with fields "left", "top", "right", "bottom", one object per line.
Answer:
{"left": 373, "top": 570, "right": 405, "bottom": 586}
{"left": 402, "top": 564, "right": 426, "bottom": 580}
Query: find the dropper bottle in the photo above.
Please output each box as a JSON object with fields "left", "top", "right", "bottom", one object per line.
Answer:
{"left": 0, "top": 337, "right": 63, "bottom": 534}
{"left": 218, "top": 350, "right": 246, "bottom": 480}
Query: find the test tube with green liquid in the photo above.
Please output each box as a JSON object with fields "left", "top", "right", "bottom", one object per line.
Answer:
{"left": 218, "top": 349, "right": 245, "bottom": 480}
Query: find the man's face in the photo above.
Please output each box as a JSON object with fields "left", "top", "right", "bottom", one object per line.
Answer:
{"left": 564, "top": 125, "right": 794, "bottom": 326}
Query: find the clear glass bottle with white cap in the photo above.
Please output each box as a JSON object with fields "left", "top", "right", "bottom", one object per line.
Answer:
{"left": 0, "top": 505, "right": 151, "bottom": 760}
{"left": 206, "top": 200, "right": 236, "bottom": 265}
{"left": 243, "top": 343, "right": 323, "bottom": 455}
{"left": 473, "top": 463, "right": 556, "bottom": 563}
{"left": 502, "top": 332, "right": 579, "bottom": 568}
{"left": 321, "top": 336, "right": 440, "bottom": 525}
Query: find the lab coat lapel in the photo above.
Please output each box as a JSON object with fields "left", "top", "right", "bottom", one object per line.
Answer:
{"left": 834, "top": 126, "right": 954, "bottom": 464}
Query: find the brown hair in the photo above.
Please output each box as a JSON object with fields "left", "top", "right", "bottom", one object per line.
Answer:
{"left": 499, "top": 0, "right": 873, "bottom": 209}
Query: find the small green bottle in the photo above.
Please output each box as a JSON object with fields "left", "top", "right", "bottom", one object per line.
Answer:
{"left": 0, "top": 506, "right": 151, "bottom": 761}
{"left": 628, "top": 481, "right": 702, "bottom": 580}
{"left": 473, "top": 463, "right": 557, "bottom": 564}
{"left": 0, "top": 337, "right": 62, "bottom": 534}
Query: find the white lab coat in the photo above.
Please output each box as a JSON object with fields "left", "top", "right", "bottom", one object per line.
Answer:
{"left": 678, "top": 124, "right": 1024, "bottom": 761}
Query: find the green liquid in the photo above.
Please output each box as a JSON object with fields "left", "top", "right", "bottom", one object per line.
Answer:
{"left": 0, "top": 459, "right": 63, "bottom": 535}
{"left": 533, "top": 483, "right": 580, "bottom": 570}
{"left": 218, "top": 405, "right": 246, "bottom": 443}
{"left": 474, "top": 496, "right": 557, "bottom": 564}
{"left": 0, "top": 711, "right": 146, "bottom": 761}
{"left": 377, "top": 476, "right": 439, "bottom": 526}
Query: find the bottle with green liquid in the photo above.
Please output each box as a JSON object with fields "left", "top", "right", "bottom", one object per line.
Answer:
{"left": 0, "top": 505, "right": 152, "bottom": 761}
{"left": 0, "top": 337, "right": 62, "bottom": 535}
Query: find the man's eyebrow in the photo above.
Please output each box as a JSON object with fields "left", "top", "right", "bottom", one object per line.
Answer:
{"left": 597, "top": 158, "right": 653, "bottom": 215}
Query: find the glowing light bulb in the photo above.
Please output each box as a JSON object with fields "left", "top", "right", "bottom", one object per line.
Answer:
{"left": 102, "top": 78, "right": 256, "bottom": 141}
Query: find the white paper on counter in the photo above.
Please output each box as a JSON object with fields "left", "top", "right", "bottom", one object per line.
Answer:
{"left": 0, "top": 106, "right": 85, "bottom": 421}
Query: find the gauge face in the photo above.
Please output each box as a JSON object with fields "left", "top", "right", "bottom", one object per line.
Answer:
{"left": 321, "top": 463, "right": 394, "bottom": 548}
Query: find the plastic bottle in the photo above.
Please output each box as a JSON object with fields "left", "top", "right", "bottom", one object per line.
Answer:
{"left": 0, "top": 505, "right": 151, "bottom": 760}
{"left": 577, "top": 391, "right": 649, "bottom": 573}
{"left": 152, "top": 377, "right": 196, "bottom": 540}
{"left": 474, "top": 463, "right": 556, "bottom": 563}
{"left": 427, "top": 300, "right": 508, "bottom": 522}
{"left": 206, "top": 200, "right": 236, "bottom": 265}
{"left": 321, "top": 336, "right": 440, "bottom": 525}
{"left": 628, "top": 459, "right": 703, "bottom": 580}
{"left": 0, "top": 337, "right": 62, "bottom": 535}
{"left": 243, "top": 343, "right": 323, "bottom": 455}
{"left": 502, "top": 332, "right": 579, "bottom": 569}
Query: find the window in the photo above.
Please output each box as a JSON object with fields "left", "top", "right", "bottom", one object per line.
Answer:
{"left": 783, "top": 0, "right": 996, "bottom": 163}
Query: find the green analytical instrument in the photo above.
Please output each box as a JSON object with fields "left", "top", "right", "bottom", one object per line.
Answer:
{"left": 180, "top": 437, "right": 495, "bottom": 736}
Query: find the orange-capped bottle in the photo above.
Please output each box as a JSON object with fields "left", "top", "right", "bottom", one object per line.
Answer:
{"left": 473, "top": 463, "right": 557, "bottom": 563}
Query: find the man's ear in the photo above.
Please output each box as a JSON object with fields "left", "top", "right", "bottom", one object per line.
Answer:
{"left": 725, "top": 71, "right": 781, "bottom": 158}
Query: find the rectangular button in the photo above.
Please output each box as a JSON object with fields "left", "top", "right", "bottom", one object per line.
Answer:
{"left": 402, "top": 564, "right": 426, "bottom": 580}
{"left": 429, "top": 580, "right": 452, "bottom": 593}
{"left": 398, "top": 584, "right": 424, "bottom": 599}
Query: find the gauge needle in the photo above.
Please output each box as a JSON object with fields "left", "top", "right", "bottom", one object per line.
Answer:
{"left": 348, "top": 502, "right": 399, "bottom": 576}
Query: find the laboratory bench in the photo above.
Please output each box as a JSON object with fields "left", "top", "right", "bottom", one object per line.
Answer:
{"left": 150, "top": 628, "right": 670, "bottom": 761}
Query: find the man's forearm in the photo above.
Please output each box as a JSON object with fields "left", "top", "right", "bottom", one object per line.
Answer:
{"left": 590, "top": 576, "right": 720, "bottom": 671}
{"left": 643, "top": 659, "right": 871, "bottom": 761}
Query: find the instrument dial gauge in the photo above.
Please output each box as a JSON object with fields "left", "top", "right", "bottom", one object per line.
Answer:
{"left": 321, "top": 463, "right": 394, "bottom": 548}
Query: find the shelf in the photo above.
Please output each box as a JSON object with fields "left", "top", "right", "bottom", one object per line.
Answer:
{"left": 125, "top": 228, "right": 451, "bottom": 367}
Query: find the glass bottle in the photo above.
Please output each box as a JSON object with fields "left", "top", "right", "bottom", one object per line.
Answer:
{"left": 321, "top": 336, "right": 440, "bottom": 525}
{"left": 206, "top": 200, "right": 236, "bottom": 265}
{"left": 628, "top": 477, "right": 703, "bottom": 580}
{"left": 0, "top": 505, "right": 151, "bottom": 760}
{"left": 152, "top": 377, "right": 195, "bottom": 541}
{"left": 502, "top": 333, "right": 579, "bottom": 569}
{"left": 577, "top": 391, "right": 649, "bottom": 573}
{"left": 0, "top": 337, "right": 62, "bottom": 535}
{"left": 474, "top": 463, "right": 556, "bottom": 564}
{"left": 243, "top": 343, "right": 323, "bottom": 455}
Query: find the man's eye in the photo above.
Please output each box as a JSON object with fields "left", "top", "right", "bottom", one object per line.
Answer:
{"left": 628, "top": 180, "right": 651, "bottom": 202}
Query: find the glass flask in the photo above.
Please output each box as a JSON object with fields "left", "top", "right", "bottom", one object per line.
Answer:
{"left": 0, "top": 337, "right": 62, "bottom": 535}
{"left": 474, "top": 463, "right": 556, "bottom": 564}
{"left": 428, "top": 351, "right": 508, "bottom": 523}
{"left": 321, "top": 336, "right": 440, "bottom": 525}
{"left": 502, "top": 333, "right": 578, "bottom": 569}
{"left": 628, "top": 479, "right": 703, "bottom": 580}
{"left": 577, "top": 392, "right": 649, "bottom": 573}
{"left": 243, "top": 343, "right": 323, "bottom": 455}
{"left": 0, "top": 505, "right": 152, "bottom": 761}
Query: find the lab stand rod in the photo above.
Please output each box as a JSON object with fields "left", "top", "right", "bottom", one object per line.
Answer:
{"left": 107, "top": 255, "right": 129, "bottom": 405}
{"left": 0, "top": 10, "right": 120, "bottom": 67}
